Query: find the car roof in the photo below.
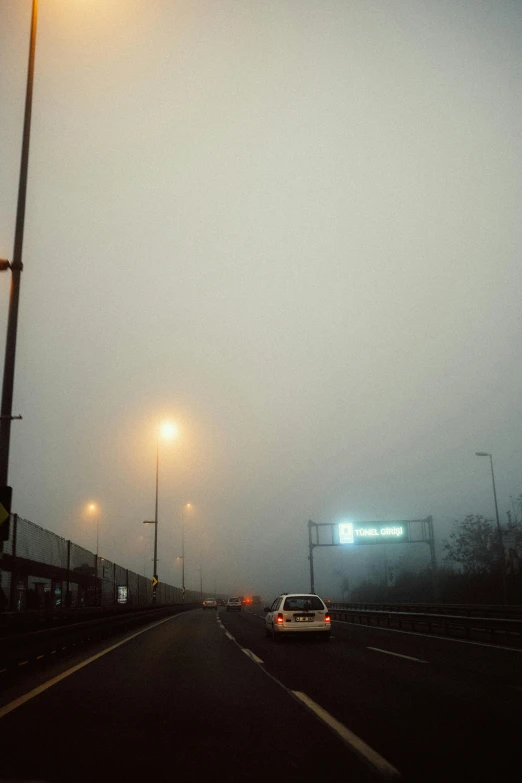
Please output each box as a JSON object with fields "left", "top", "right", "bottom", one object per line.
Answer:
{"left": 279, "top": 593, "right": 321, "bottom": 598}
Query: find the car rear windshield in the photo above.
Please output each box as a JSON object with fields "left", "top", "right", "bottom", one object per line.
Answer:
{"left": 283, "top": 596, "right": 324, "bottom": 611}
{"left": 229, "top": 598, "right": 240, "bottom": 602}
{"left": 205, "top": 598, "right": 215, "bottom": 602}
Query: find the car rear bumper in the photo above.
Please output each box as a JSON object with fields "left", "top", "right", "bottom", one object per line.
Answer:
{"left": 271, "top": 623, "right": 330, "bottom": 634}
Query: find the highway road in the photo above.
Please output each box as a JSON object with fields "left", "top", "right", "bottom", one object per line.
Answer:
{"left": 1, "top": 606, "right": 521, "bottom": 782}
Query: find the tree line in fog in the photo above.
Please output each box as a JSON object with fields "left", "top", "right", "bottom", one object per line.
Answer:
{"left": 347, "top": 495, "right": 522, "bottom": 605}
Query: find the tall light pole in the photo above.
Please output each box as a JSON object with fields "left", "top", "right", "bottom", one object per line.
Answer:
{"left": 153, "top": 434, "right": 159, "bottom": 586}
{"left": 0, "top": 2, "right": 38, "bottom": 581}
{"left": 150, "top": 422, "right": 178, "bottom": 602}
{"left": 199, "top": 541, "right": 203, "bottom": 599}
{"left": 88, "top": 503, "right": 99, "bottom": 556}
{"left": 475, "top": 452, "right": 507, "bottom": 602}
{"left": 138, "top": 535, "right": 144, "bottom": 575}
{"left": 181, "top": 503, "right": 191, "bottom": 601}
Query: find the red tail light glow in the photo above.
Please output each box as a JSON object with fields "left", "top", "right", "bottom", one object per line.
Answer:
{"left": 276, "top": 613, "right": 284, "bottom": 625}
{"left": 325, "top": 614, "right": 331, "bottom": 623}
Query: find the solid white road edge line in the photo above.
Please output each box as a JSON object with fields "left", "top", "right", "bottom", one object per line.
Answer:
{"left": 0, "top": 613, "right": 186, "bottom": 720}
{"left": 334, "top": 619, "right": 522, "bottom": 653}
{"left": 242, "top": 648, "right": 264, "bottom": 664}
{"left": 293, "top": 691, "right": 400, "bottom": 777}
{"left": 367, "top": 646, "right": 428, "bottom": 663}
{"left": 292, "top": 691, "right": 400, "bottom": 779}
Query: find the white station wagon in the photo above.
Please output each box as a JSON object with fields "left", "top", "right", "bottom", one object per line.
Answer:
{"left": 264, "top": 593, "right": 331, "bottom": 641}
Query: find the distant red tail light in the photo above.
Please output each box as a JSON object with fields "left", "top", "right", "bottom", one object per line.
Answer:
{"left": 324, "top": 614, "right": 331, "bottom": 623}
{"left": 276, "top": 613, "right": 284, "bottom": 625}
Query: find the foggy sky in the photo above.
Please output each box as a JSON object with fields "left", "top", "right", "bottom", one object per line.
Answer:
{"left": 1, "top": 0, "right": 521, "bottom": 600}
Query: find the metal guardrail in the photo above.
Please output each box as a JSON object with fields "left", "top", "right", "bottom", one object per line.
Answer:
{"left": 0, "top": 600, "right": 199, "bottom": 637}
{"left": 330, "top": 603, "right": 522, "bottom": 645}
{"left": 0, "top": 603, "right": 199, "bottom": 674}
{"left": 330, "top": 602, "right": 522, "bottom": 619}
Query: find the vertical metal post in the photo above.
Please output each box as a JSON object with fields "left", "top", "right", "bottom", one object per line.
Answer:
{"left": 308, "top": 520, "right": 315, "bottom": 593}
{"left": 95, "top": 553, "right": 99, "bottom": 606}
{"left": 488, "top": 455, "right": 507, "bottom": 603}
{"left": 11, "top": 513, "right": 17, "bottom": 559}
{"left": 0, "top": 0, "right": 38, "bottom": 489}
{"left": 427, "top": 516, "right": 437, "bottom": 599}
{"left": 427, "top": 516, "right": 437, "bottom": 572}
{"left": 66, "top": 539, "right": 71, "bottom": 608}
{"left": 153, "top": 435, "right": 159, "bottom": 602}
{"left": 9, "top": 514, "right": 18, "bottom": 611}
{"left": 181, "top": 505, "right": 185, "bottom": 601}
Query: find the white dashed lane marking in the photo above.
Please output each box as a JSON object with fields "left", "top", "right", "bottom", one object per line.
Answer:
{"left": 292, "top": 691, "right": 400, "bottom": 779}
{"left": 242, "top": 649, "right": 264, "bottom": 664}
{"left": 218, "top": 612, "right": 401, "bottom": 778}
{"left": 367, "top": 646, "right": 428, "bottom": 663}
{"left": 334, "top": 618, "right": 522, "bottom": 652}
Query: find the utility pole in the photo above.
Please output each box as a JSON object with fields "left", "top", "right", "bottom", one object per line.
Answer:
{"left": 308, "top": 520, "right": 315, "bottom": 593}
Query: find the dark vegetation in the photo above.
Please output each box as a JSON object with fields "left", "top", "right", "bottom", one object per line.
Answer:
{"left": 348, "top": 497, "right": 522, "bottom": 605}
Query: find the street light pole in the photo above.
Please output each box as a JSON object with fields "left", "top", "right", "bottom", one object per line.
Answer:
{"left": 153, "top": 435, "right": 159, "bottom": 601}
{"left": 475, "top": 452, "right": 507, "bottom": 602}
{"left": 180, "top": 503, "right": 191, "bottom": 601}
{"left": 87, "top": 503, "right": 98, "bottom": 557}
{"left": 0, "top": 0, "right": 38, "bottom": 488}
{"left": 181, "top": 505, "right": 185, "bottom": 597}
{"left": 199, "top": 545, "right": 203, "bottom": 599}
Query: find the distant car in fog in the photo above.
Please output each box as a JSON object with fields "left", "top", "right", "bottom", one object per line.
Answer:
{"left": 264, "top": 593, "right": 331, "bottom": 641}
{"left": 202, "top": 598, "right": 217, "bottom": 610}
{"left": 226, "top": 597, "right": 242, "bottom": 612}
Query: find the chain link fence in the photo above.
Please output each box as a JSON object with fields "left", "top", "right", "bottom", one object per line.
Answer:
{"left": 0, "top": 514, "right": 201, "bottom": 612}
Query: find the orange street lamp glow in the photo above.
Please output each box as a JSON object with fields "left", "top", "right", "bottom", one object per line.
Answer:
{"left": 160, "top": 421, "right": 179, "bottom": 440}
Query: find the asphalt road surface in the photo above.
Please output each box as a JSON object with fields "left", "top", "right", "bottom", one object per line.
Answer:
{"left": 1, "top": 606, "right": 521, "bottom": 782}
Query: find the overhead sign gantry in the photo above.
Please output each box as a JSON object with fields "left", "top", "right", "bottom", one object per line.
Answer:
{"left": 307, "top": 517, "right": 436, "bottom": 593}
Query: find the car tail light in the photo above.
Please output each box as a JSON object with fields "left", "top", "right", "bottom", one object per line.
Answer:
{"left": 325, "top": 614, "right": 331, "bottom": 623}
{"left": 276, "top": 613, "right": 284, "bottom": 625}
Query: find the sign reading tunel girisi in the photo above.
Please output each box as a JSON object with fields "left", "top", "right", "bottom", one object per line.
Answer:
{"left": 339, "top": 521, "right": 406, "bottom": 545}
